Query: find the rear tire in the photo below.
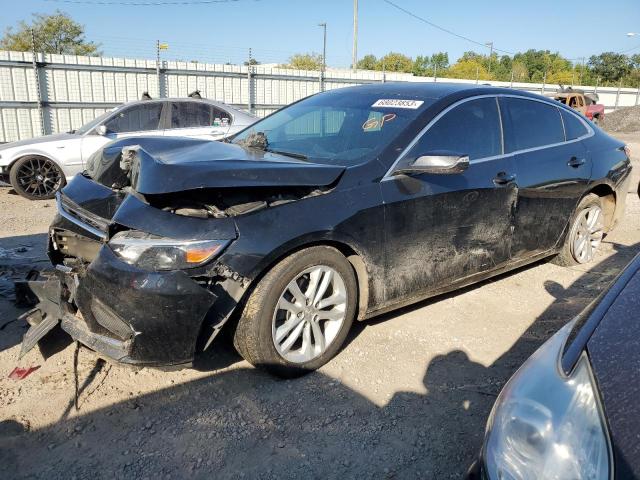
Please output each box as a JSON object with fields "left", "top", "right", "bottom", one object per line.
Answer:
{"left": 9, "top": 156, "right": 65, "bottom": 200}
{"left": 553, "top": 194, "right": 605, "bottom": 266}
{"left": 233, "top": 246, "right": 357, "bottom": 378}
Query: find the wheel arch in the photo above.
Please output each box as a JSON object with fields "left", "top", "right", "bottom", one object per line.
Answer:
{"left": 254, "top": 238, "right": 370, "bottom": 321}
{"left": 585, "top": 182, "right": 616, "bottom": 230}
{"left": 195, "top": 237, "right": 372, "bottom": 356}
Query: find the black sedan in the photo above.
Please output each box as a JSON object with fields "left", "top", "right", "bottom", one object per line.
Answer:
{"left": 472, "top": 253, "right": 640, "bottom": 479}
{"left": 19, "top": 82, "right": 632, "bottom": 377}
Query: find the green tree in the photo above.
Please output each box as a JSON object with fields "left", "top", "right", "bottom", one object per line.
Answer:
{"left": 511, "top": 61, "right": 529, "bottom": 82}
{"left": 430, "top": 52, "right": 449, "bottom": 72}
{"left": 511, "top": 50, "right": 571, "bottom": 83}
{"left": 357, "top": 54, "right": 378, "bottom": 70}
{"left": 377, "top": 52, "right": 413, "bottom": 73}
{"left": 0, "top": 11, "right": 99, "bottom": 55}
{"left": 286, "top": 53, "right": 323, "bottom": 70}
{"left": 243, "top": 58, "right": 259, "bottom": 66}
{"left": 412, "top": 55, "right": 430, "bottom": 76}
{"left": 446, "top": 59, "right": 492, "bottom": 80}
{"left": 588, "top": 52, "right": 631, "bottom": 83}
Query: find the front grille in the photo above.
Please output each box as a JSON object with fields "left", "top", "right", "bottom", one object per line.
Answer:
{"left": 60, "top": 195, "right": 110, "bottom": 231}
{"left": 56, "top": 193, "right": 109, "bottom": 240}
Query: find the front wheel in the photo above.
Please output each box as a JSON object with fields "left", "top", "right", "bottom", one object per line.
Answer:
{"left": 9, "top": 156, "right": 66, "bottom": 200}
{"left": 233, "top": 246, "right": 357, "bottom": 378}
{"left": 553, "top": 194, "right": 605, "bottom": 266}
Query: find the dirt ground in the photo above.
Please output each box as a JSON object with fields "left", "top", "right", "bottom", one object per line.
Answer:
{"left": 1, "top": 133, "right": 639, "bottom": 480}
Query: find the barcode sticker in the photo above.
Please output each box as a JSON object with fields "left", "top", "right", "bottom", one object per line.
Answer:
{"left": 372, "top": 99, "right": 424, "bottom": 109}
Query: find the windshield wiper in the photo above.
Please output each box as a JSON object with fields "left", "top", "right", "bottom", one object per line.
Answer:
{"left": 265, "top": 148, "right": 308, "bottom": 160}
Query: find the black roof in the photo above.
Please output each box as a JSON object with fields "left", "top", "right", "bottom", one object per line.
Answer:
{"left": 323, "top": 81, "right": 546, "bottom": 102}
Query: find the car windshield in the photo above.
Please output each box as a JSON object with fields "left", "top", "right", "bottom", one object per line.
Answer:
{"left": 232, "top": 90, "right": 430, "bottom": 165}
{"left": 75, "top": 108, "right": 118, "bottom": 135}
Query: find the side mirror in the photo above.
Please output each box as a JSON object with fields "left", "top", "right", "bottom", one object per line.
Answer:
{"left": 95, "top": 125, "right": 108, "bottom": 136}
{"left": 394, "top": 151, "right": 469, "bottom": 176}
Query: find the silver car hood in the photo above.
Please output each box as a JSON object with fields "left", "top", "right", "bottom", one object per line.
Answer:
{"left": 0, "top": 132, "right": 79, "bottom": 150}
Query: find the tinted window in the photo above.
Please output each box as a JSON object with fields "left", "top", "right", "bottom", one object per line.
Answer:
{"left": 170, "top": 102, "right": 231, "bottom": 128}
{"left": 502, "top": 98, "right": 564, "bottom": 152}
{"left": 406, "top": 97, "right": 502, "bottom": 161}
{"left": 560, "top": 109, "right": 588, "bottom": 140}
{"left": 105, "top": 103, "right": 163, "bottom": 133}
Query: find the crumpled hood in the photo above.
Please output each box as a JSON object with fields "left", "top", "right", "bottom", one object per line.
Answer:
{"left": 87, "top": 136, "right": 345, "bottom": 195}
{"left": 0, "top": 132, "right": 79, "bottom": 151}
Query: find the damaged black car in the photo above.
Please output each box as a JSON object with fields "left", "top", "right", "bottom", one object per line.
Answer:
{"left": 19, "top": 83, "right": 632, "bottom": 377}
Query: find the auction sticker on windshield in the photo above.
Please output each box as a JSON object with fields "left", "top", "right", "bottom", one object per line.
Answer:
{"left": 372, "top": 99, "right": 424, "bottom": 109}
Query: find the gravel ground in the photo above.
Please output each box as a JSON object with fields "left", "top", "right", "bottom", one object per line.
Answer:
{"left": 1, "top": 134, "right": 639, "bottom": 479}
{"left": 603, "top": 105, "right": 640, "bottom": 133}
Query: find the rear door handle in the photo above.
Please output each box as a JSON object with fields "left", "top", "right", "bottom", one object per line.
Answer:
{"left": 568, "top": 157, "right": 586, "bottom": 168}
{"left": 493, "top": 172, "right": 516, "bottom": 186}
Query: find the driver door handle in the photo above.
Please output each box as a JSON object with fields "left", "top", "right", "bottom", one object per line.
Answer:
{"left": 568, "top": 156, "right": 586, "bottom": 168}
{"left": 493, "top": 172, "right": 516, "bottom": 186}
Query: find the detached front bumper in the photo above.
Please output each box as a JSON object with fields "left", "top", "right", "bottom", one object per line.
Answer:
{"left": 20, "top": 245, "right": 223, "bottom": 367}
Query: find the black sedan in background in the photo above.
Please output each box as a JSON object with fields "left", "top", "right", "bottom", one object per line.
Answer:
{"left": 473, "top": 253, "right": 640, "bottom": 479}
{"left": 20, "top": 82, "right": 632, "bottom": 377}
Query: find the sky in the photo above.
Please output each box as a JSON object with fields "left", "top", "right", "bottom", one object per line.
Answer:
{"left": 1, "top": 0, "right": 640, "bottom": 67}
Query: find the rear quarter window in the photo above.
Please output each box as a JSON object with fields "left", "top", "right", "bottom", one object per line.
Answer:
{"left": 501, "top": 97, "right": 564, "bottom": 152}
{"left": 560, "top": 109, "right": 589, "bottom": 140}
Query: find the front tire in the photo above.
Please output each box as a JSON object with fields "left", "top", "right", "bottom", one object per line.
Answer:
{"left": 9, "top": 156, "right": 66, "bottom": 200}
{"left": 553, "top": 194, "right": 605, "bottom": 266}
{"left": 233, "top": 246, "right": 357, "bottom": 378}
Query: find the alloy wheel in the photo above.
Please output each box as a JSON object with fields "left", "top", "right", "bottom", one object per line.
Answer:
{"left": 272, "top": 265, "right": 347, "bottom": 364}
{"left": 571, "top": 205, "right": 604, "bottom": 264}
{"left": 15, "top": 158, "right": 63, "bottom": 198}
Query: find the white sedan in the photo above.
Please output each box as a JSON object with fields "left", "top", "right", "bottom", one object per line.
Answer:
{"left": 0, "top": 97, "right": 257, "bottom": 200}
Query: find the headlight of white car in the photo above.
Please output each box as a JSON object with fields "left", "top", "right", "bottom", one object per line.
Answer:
{"left": 109, "top": 231, "right": 229, "bottom": 271}
{"left": 483, "top": 321, "right": 612, "bottom": 480}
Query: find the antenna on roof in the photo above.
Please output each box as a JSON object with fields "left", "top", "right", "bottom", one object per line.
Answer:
{"left": 188, "top": 90, "right": 202, "bottom": 99}
{"left": 141, "top": 91, "right": 152, "bottom": 100}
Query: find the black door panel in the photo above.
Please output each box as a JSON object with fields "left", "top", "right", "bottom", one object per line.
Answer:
{"left": 380, "top": 96, "right": 517, "bottom": 305}
{"left": 381, "top": 158, "right": 517, "bottom": 304}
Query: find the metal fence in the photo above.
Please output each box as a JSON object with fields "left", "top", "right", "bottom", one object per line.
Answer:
{"left": 1, "top": 49, "right": 640, "bottom": 143}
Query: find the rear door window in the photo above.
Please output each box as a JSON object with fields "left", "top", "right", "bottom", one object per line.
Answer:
{"left": 105, "top": 103, "right": 163, "bottom": 133}
{"left": 170, "top": 102, "right": 231, "bottom": 128}
{"left": 560, "top": 109, "right": 589, "bottom": 140}
{"left": 405, "top": 97, "right": 502, "bottom": 161}
{"left": 501, "top": 98, "right": 564, "bottom": 152}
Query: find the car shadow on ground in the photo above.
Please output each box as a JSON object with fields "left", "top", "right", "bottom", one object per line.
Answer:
{"left": 1, "top": 241, "right": 639, "bottom": 479}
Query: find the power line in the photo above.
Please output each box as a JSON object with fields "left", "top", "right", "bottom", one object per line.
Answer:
{"left": 44, "top": 0, "right": 252, "bottom": 5}
{"left": 382, "top": 0, "right": 515, "bottom": 55}
{"left": 620, "top": 43, "right": 640, "bottom": 54}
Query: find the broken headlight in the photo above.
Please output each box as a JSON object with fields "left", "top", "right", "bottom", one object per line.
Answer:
{"left": 109, "top": 231, "right": 228, "bottom": 271}
{"left": 483, "top": 322, "right": 612, "bottom": 480}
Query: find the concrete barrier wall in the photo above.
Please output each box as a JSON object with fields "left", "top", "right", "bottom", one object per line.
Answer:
{"left": 1, "top": 49, "right": 638, "bottom": 143}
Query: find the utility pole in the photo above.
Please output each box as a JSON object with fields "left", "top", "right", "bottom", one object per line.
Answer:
{"left": 319, "top": 22, "right": 327, "bottom": 91}
{"left": 352, "top": 0, "right": 358, "bottom": 71}
{"left": 486, "top": 41, "right": 494, "bottom": 74}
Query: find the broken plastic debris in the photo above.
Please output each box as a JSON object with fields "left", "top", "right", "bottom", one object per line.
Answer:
{"left": 9, "top": 366, "right": 40, "bottom": 380}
